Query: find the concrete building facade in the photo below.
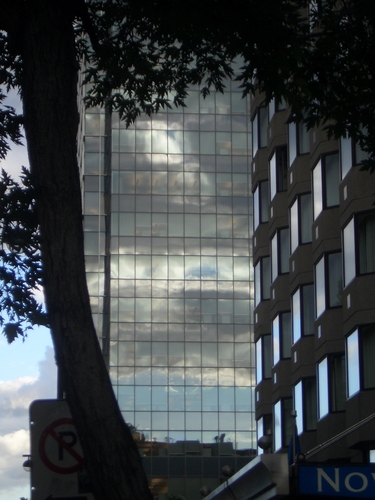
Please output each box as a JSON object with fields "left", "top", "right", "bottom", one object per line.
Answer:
{"left": 251, "top": 91, "right": 375, "bottom": 465}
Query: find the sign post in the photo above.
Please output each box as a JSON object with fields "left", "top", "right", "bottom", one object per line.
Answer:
{"left": 30, "top": 399, "right": 94, "bottom": 500}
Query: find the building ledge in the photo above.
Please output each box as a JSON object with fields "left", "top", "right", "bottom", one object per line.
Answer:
{"left": 203, "top": 453, "right": 289, "bottom": 500}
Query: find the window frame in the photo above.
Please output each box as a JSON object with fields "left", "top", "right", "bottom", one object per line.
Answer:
{"left": 315, "top": 251, "right": 342, "bottom": 318}
{"left": 271, "top": 227, "right": 290, "bottom": 282}
{"left": 297, "top": 121, "right": 310, "bottom": 156}
{"left": 292, "top": 283, "right": 314, "bottom": 344}
{"left": 258, "top": 106, "right": 269, "bottom": 149}
{"left": 346, "top": 324, "right": 375, "bottom": 398}
{"left": 313, "top": 152, "right": 340, "bottom": 220}
{"left": 288, "top": 119, "right": 310, "bottom": 167}
{"left": 294, "top": 377, "right": 317, "bottom": 434}
{"left": 343, "top": 211, "right": 375, "bottom": 287}
{"left": 357, "top": 212, "right": 375, "bottom": 276}
{"left": 272, "top": 311, "right": 291, "bottom": 366}
{"left": 256, "top": 334, "right": 272, "bottom": 384}
{"left": 318, "top": 353, "right": 346, "bottom": 419}
{"left": 340, "top": 131, "right": 369, "bottom": 178}
{"left": 290, "top": 193, "right": 312, "bottom": 254}
{"left": 257, "top": 414, "right": 273, "bottom": 454}
{"left": 269, "top": 97, "right": 287, "bottom": 121}
{"left": 269, "top": 145, "right": 288, "bottom": 200}
{"left": 340, "top": 135, "right": 352, "bottom": 180}
{"left": 274, "top": 397, "right": 293, "bottom": 451}
{"left": 255, "top": 256, "right": 271, "bottom": 307}
{"left": 253, "top": 180, "right": 269, "bottom": 230}
{"left": 252, "top": 106, "right": 268, "bottom": 156}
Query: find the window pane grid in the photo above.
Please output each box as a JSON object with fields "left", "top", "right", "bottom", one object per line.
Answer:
{"left": 87, "top": 83, "right": 257, "bottom": 472}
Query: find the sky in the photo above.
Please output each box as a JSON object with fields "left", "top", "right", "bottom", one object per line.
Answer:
{"left": 0, "top": 89, "right": 57, "bottom": 500}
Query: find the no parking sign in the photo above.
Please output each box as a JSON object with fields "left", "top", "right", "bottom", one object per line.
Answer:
{"left": 30, "top": 399, "right": 94, "bottom": 500}
{"left": 39, "top": 417, "right": 85, "bottom": 474}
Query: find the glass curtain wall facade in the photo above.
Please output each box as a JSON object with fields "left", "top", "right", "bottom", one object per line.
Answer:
{"left": 80, "top": 81, "right": 255, "bottom": 499}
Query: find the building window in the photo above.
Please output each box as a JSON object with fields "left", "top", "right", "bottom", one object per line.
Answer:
{"left": 343, "top": 212, "right": 375, "bottom": 287}
{"left": 271, "top": 228, "right": 290, "bottom": 282}
{"left": 315, "top": 252, "right": 342, "bottom": 318}
{"left": 290, "top": 193, "right": 312, "bottom": 253}
{"left": 255, "top": 256, "right": 271, "bottom": 307}
{"left": 324, "top": 152, "right": 340, "bottom": 208}
{"left": 292, "top": 284, "right": 314, "bottom": 344}
{"left": 270, "top": 146, "right": 288, "bottom": 200}
{"left": 258, "top": 107, "right": 269, "bottom": 149}
{"left": 340, "top": 131, "right": 369, "bottom": 179}
{"left": 289, "top": 121, "right": 310, "bottom": 166}
{"left": 298, "top": 122, "right": 310, "bottom": 155}
{"left": 340, "top": 136, "right": 352, "bottom": 179}
{"left": 329, "top": 354, "right": 346, "bottom": 412}
{"left": 289, "top": 122, "right": 297, "bottom": 166}
{"left": 343, "top": 218, "right": 355, "bottom": 286}
{"left": 252, "top": 106, "right": 268, "bottom": 157}
{"left": 269, "top": 97, "right": 287, "bottom": 121}
{"left": 257, "top": 414, "right": 273, "bottom": 454}
{"left": 318, "top": 354, "right": 345, "bottom": 419}
{"left": 274, "top": 398, "right": 293, "bottom": 451}
{"left": 313, "top": 153, "right": 340, "bottom": 220}
{"left": 347, "top": 329, "right": 360, "bottom": 397}
{"left": 294, "top": 377, "right": 317, "bottom": 433}
{"left": 272, "top": 312, "right": 291, "bottom": 365}
{"left": 347, "top": 325, "right": 375, "bottom": 398}
{"left": 268, "top": 100, "right": 275, "bottom": 122}
{"left": 253, "top": 180, "right": 269, "bottom": 230}
{"left": 256, "top": 334, "right": 272, "bottom": 383}
{"left": 358, "top": 213, "right": 375, "bottom": 275}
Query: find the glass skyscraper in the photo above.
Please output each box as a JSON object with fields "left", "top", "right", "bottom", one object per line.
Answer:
{"left": 79, "top": 80, "right": 255, "bottom": 499}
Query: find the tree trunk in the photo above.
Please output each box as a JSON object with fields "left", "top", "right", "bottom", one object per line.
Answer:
{"left": 18, "top": 1, "right": 152, "bottom": 498}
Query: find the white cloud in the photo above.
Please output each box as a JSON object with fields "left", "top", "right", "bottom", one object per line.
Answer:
{"left": 0, "top": 346, "right": 56, "bottom": 499}
{"left": 0, "top": 430, "right": 29, "bottom": 488}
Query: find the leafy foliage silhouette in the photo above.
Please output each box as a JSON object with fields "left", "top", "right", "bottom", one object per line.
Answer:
{"left": 0, "top": 168, "right": 47, "bottom": 342}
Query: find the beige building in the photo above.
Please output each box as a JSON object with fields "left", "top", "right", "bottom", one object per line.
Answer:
{"left": 203, "top": 91, "right": 375, "bottom": 500}
{"left": 251, "top": 91, "right": 375, "bottom": 465}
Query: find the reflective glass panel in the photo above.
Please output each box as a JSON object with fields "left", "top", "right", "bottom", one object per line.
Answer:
{"left": 318, "top": 357, "right": 329, "bottom": 419}
{"left": 343, "top": 218, "right": 355, "bottom": 286}
{"left": 346, "top": 330, "right": 360, "bottom": 397}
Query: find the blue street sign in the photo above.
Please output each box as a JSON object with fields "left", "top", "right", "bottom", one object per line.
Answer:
{"left": 299, "top": 465, "right": 375, "bottom": 498}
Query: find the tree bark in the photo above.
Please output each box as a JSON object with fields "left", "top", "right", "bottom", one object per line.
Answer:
{"left": 17, "top": 1, "right": 152, "bottom": 498}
